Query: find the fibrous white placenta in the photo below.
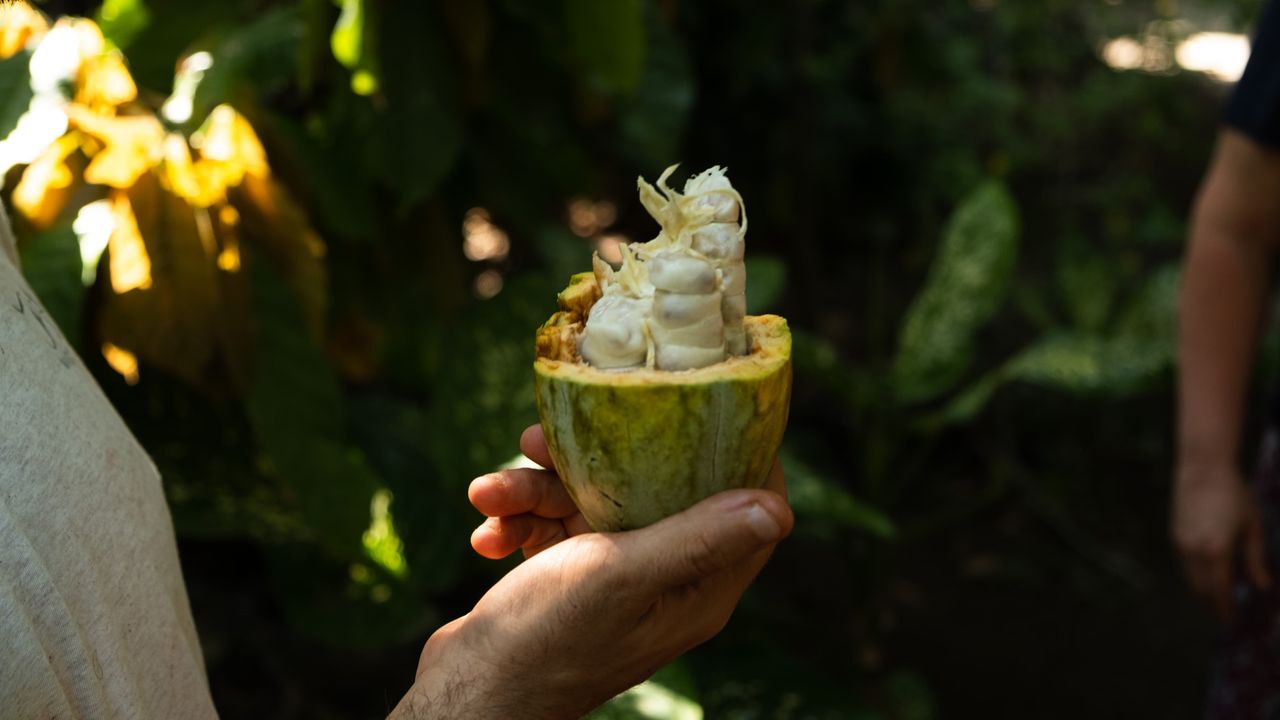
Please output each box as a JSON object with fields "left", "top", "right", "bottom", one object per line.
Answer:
{"left": 580, "top": 165, "right": 749, "bottom": 371}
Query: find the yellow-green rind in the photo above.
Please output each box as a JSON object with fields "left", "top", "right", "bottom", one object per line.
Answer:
{"left": 535, "top": 315, "right": 792, "bottom": 532}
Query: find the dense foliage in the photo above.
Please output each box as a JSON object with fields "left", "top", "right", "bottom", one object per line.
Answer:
{"left": 1, "top": 0, "right": 1264, "bottom": 717}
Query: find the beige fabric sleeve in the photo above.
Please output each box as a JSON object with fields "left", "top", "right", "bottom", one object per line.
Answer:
{"left": 0, "top": 201, "right": 218, "bottom": 719}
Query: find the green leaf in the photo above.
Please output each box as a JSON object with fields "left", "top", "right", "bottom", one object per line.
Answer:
{"left": 1056, "top": 238, "right": 1117, "bottom": 333}
{"left": 587, "top": 660, "right": 703, "bottom": 720}
{"left": 744, "top": 254, "right": 786, "bottom": 314}
{"left": 1114, "top": 263, "right": 1179, "bottom": 340}
{"left": 783, "top": 450, "right": 896, "bottom": 539}
{"left": 245, "top": 256, "right": 380, "bottom": 553}
{"left": 893, "top": 180, "right": 1019, "bottom": 402}
{"left": 18, "top": 224, "right": 83, "bottom": 345}
{"left": 330, "top": 0, "right": 378, "bottom": 94}
{"left": 0, "top": 50, "right": 33, "bottom": 141}
{"left": 929, "top": 265, "right": 1178, "bottom": 425}
{"left": 565, "top": 0, "right": 646, "bottom": 95}
{"left": 346, "top": 393, "right": 470, "bottom": 595}
{"left": 1017, "top": 265, "right": 1178, "bottom": 391}
{"left": 96, "top": 0, "right": 152, "bottom": 50}
{"left": 330, "top": 0, "right": 364, "bottom": 67}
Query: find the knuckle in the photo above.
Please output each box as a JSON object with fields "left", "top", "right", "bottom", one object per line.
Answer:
{"left": 501, "top": 515, "right": 534, "bottom": 547}
{"left": 684, "top": 531, "right": 726, "bottom": 579}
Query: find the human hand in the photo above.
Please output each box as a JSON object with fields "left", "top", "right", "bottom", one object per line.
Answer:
{"left": 1172, "top": 462, "right": 1271, "bottom": 623}
{"left": 466, "top": 425, "right": 594, "bottom": 560}
{"left": 390, "top": 425, "right": 793, "bottom": 720}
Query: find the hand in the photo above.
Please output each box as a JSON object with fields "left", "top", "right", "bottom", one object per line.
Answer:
{"left": 390, "top": 425, "right": 793, "bottom": 720}
{"left": 1172, "top": 462, "right": 1271, "bottom": 623}
{"left": 466, "top": 425, "right": 593, "bottom": 560}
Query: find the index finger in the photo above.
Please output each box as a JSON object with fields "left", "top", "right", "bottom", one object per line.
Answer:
{"left": 469, "top": 468, "right": 579, "bottom": 519}
{"left": 519, "top": 425, "right": 556, "bottom": 471}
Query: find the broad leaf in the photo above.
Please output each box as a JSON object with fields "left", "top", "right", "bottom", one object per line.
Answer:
{"left": 18, "top": 224, "right": 83, "bottom": 344}
{"left": 0, "top": 50, "right": 33, "bottom": 141}
{"left": 893, "top": 180, "right": 1019, "bottom": 402}
{"left": 929, "top": 265, "right": 1179, "bottom": 425}
{"left": 1056, "top": 237, "right": 1118, "bottom": 333}
{"left": 98, "top": 172, "right": 222, "bottom": 385}
{"left": 784, "top": 450, "right": 896, "bottom": 539}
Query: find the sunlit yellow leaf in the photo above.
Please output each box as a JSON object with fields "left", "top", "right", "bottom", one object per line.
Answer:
{"left": 67, "top": 104, "right": 163, "bottom": 187}
{"left": 197, "top": 104, "right": 268, "bottom": 181}
{"left": 101, "top": 341, "right": 139, "bottom": 384}
{"left": 162, "top": 132, "right": 230, "bottom": 207}
{"left": 12, "top": 133, "right": 80, "bottom": 230}
{"left": 64, "top": 17, "right": 107, "bottom": 59}
{"left": 76, "top": 51, "right": 137, "bottom": 110}
{"left": 0, "top": 2, "right": 49, "bottom": 60}
{"left": 107, "top": 189, "right": 151, "bottom": 293}
{"left": 161, "top": 132, "right": 200, "bottom": 199}
{"left": 99, "top": 171, "right": 224, "bottom": 387}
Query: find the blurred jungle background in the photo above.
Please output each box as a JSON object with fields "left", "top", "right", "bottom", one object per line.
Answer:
{"left": 0, "top": 0, "right": 1268, "bottom": 717}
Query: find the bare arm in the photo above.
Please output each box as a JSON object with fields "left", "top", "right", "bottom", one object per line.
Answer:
{"left": 1175, "top": 128, "right": 1280, "bottom": 620}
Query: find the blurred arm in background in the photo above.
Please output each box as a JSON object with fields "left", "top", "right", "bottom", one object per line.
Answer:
{"left": 1175, "top": 128, "right": 1280, "bottom": 622}
{"left": 390, "top": 425, "right": 792, "bottom": 720}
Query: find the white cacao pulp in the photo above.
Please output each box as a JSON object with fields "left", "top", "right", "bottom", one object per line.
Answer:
{"left": 579, "top": 165, "right": 749, "bottom": 371}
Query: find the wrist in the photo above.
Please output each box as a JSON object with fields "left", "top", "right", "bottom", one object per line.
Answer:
{"left": 1176, "top": 437, "right": 1238, "bottom": 475}
{"left": 396, "top": 615, "right": 573, "bottom": 720}
{"left": 393, "top": 620, "right": 496, "bottom": 720}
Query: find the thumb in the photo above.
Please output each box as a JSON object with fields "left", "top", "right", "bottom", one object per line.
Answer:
{"left": 1245, "top": 506, "right": 1273, "bottom": 590}
{"left": 618, "top": 489, "right": 793, "bottom": 591}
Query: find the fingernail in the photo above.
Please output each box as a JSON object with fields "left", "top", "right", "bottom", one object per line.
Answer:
{"left": 744, "top": 502, "right": 783, "bottom": 542}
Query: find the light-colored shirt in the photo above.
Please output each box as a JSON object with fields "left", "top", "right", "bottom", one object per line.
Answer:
{"left": 0, "top": 201, "right": 217, "bottom": 718}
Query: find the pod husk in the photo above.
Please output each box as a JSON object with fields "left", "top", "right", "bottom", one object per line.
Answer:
{"left": 534, "top": 273, "right": 791, "bottom": 531}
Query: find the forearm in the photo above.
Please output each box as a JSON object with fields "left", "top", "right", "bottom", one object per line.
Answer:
{"left": 1177, "top": 218, "right": 1272, "bottom": 470}
{"left": 1177, "top": 133, "right": 1280, "bottom": 472}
